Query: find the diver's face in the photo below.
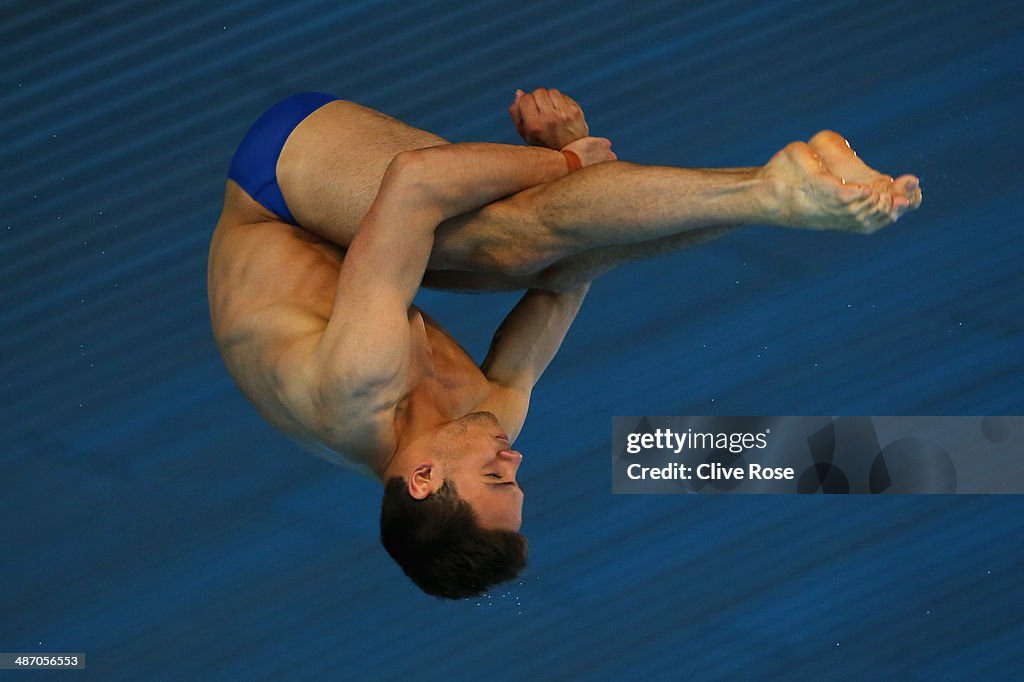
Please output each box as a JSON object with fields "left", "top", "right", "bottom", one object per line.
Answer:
{"left": 441, "top": 412, "right": 525, "bottom": 531}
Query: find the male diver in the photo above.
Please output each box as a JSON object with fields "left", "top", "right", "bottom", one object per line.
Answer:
{"left": 207, "top": 89, "right": 921, "bottom": 598}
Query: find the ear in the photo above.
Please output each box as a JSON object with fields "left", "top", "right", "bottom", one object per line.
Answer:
{"left": 407, "top": 462, "right": 441, "bottom": 500}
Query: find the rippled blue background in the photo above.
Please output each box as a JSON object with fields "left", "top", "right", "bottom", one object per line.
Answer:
{"left": 3, "top": 1, "right": 1023, "bottom": 679}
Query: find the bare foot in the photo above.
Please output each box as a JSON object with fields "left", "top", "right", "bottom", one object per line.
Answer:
{"left": 809, "top": 130, "right": 923, "bottom": 219}
{"left": 760, "top": 141, "right": 898, "bottom": 234}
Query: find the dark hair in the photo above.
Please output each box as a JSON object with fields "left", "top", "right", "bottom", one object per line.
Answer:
{"left": 380, "top": 476, "right": 528, "bottom": 599}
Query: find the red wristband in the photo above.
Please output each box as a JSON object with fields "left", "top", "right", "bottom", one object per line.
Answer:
{"left": 562, "top": 149, "right": 582, "bottom": 172}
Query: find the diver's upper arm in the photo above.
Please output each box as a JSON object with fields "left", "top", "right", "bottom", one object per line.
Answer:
{"left": 305, "top": 152, "right": 443, "bottom": 408}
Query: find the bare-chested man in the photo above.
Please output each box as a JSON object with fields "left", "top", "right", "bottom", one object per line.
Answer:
{"left": 207, "top": 88, "right": 921, "bottom": 599}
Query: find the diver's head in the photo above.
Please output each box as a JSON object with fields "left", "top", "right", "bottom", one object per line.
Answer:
{"left": 380, "top": 411, "right": 527, "bottom": 599}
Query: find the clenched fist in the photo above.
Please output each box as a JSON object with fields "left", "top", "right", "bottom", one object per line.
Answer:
{"left": 509, "top": 87, "right": 590, "bottom": 149}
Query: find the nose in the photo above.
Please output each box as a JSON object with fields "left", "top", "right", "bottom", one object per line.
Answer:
{"left": 499, "top": 449, "right": 523, "bottom": 474}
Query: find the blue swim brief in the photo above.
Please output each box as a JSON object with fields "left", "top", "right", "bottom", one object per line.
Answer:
{"left": 227, "top": 92, "right": 338, "bottom": 225}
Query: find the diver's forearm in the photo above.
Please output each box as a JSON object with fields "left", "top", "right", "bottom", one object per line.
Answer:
{"left": 481, "top": 283, "right": 590, "bottom": 391}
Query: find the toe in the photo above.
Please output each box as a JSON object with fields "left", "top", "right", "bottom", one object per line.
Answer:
{"left": 838, "top": 181, "right": 871, "bottom": 203}
{"left": 894, "top": 175, "right": 922, "bottom": 209}
{"left": 864, "top": 213, "right": 892, "bottom": 234}
{"left": 878, "top": 191, "right": 893, "bottom": 215}
{"left": 894, "top": 174, "right": 918, "bottom": 189}
{"left": 855, "top": 187, "right": 894, "bottom": 226}
{"left": 850, "top": 194, "right": 875, "bottom": 214}
{"left": 851, "top": 191, "right": 880, "bottom": 224}
{"left": 858, "top": 202, "right": 893, "bottom": 233}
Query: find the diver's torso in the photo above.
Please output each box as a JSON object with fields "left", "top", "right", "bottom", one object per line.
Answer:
{"left": 208, "top": 188, "right": 491, "bottom": 475}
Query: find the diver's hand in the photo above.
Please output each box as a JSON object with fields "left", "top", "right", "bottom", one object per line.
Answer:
{"left": 561, "top": 136, "right": 617, "bottom": 168}
{"left": 509, "top": 87, "right": 589, "bottom": 149}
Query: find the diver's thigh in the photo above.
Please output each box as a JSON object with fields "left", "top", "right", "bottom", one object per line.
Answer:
{"left": 278, "top": 100, "right": 449, "bottom": 247}
{"left": 278, "top": 100, "right": 561, "bottom": 287}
